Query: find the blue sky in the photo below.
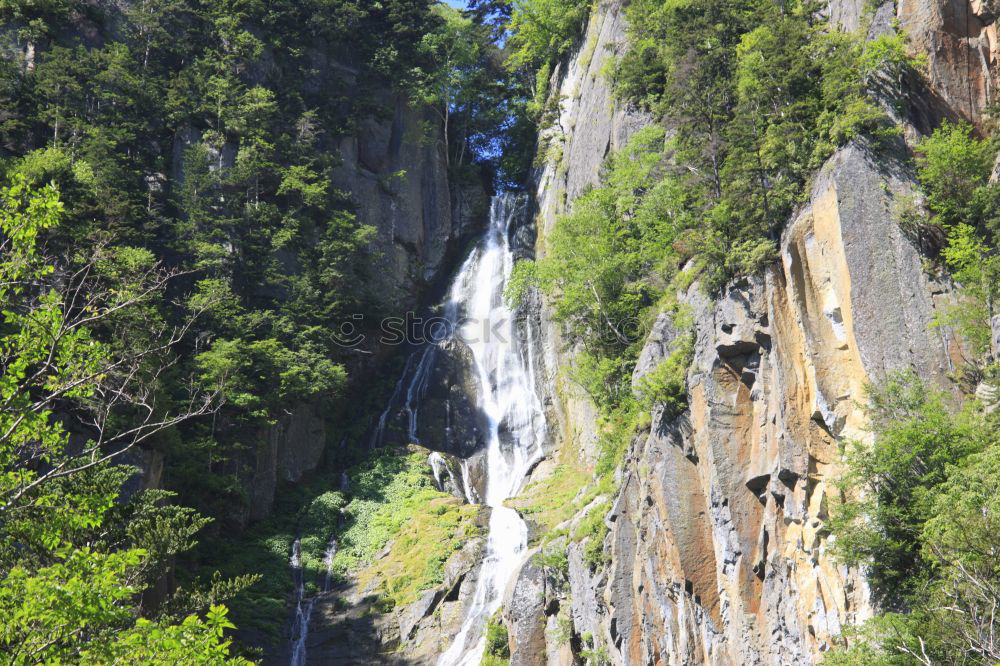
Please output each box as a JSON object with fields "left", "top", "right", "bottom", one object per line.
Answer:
{"left": 441, "top": 0, "right": 468, "bottom": 8}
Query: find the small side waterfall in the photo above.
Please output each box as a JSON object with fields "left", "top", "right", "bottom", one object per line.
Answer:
{"left": 369, "top": 331, "right": 439, "bottom": 450}
{"left": 369, "top": 352, "right": 417, "bottom": 448}
{"left": 289, "top": 536, "right": 337, "bottom": 666}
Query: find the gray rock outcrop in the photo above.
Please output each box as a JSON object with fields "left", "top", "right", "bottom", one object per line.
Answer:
{"left": 302, "top": 512, "right": 488, "bottom": 665}
{"left": 333, "top": 98, "right": 487, "bottom": 310}
{"left": 631, "top": 311, "right": 677, "bottom": 391}
{"left": 534, "top": 0, "right": 651, "bottom": 467}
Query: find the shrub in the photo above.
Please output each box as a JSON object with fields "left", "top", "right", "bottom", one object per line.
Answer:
{"left": 916, "top": 122, "right": 996, "bottom": 228}
{"left": 483, "top": 611, "right": 511, "bottom": 661}
{"left": 506, "top": 0, "right": 590, "bottom": 71}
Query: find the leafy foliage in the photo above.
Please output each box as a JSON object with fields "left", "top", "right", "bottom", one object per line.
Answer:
{"left": 0, "top": 181, "right": 248, "bottom": 662}
{"left": 634, "top": 306, "right": 694, "bottom": 417}
{"left": 605, "top": 0, "right": 914, "bottom": 290}
{"left": 911, "top": 123, "right": 1000, "bottom": 366}
{"left": 505, "top": 0, "right": 590, "bottom": 72}
{"left": 483, "top": 610, "right": 511, "bottom": 663}
{"left": 828, "top": 373, "right": 987, "bottom": 603}
{"left": 0, "top": 0, "right": 525, "bottom": 657}
{"left": 824, "top": 82, "right": 1000, "bottom": 666}
{"left": 332, "top": 449, "right": 483, "bottom": 609}
{"left": 506, "top": 2, "right": 933, "bottom": 498}
{"left": 572, "top": 499, "right": 611, "bottom": 571}
{"left": 827, "top": 373, "right": 1000, "bottom": 663}
{"left": 915, "top": 122, "right": 997, "bottom": 228}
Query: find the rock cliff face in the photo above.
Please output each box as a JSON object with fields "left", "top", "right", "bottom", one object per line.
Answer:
{"left": 248, "top": 401, "right": 328, "bottom": 522}
{"left": 333, "top": 95, "right": 487, "bottom": 311}
{"left": 243, "top": 94, "right": 485, "bottom": 522}
{"left": 583, "top": 144, "right": 958, "bottom": 665}
{"left": 302, "top": 505, "right": 490, "bottom": 665}
{"left": 533, "top": 0, "right": 650, "bottom": 466}
{"left": 897, "top": 0, "right": 998, "bottom": 126}
{"left": 515, "top": 0, "right": 991, "bottom": 664}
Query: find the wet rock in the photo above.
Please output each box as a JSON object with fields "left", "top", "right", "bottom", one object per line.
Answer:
{"left": 510, "top": 208, "right": 538, "bottom": 263}
{"left": 417, "top": 339, "right": 489, "bottom": 459}
{"left": 504, "top": 557, "right": 548, "bottom": 666}
{"left": 302, "top": 528, "right": 488, "bottom": 666}
{"left": 428, "top": 451, "right": 470, "bottom": 500}
{"left": 408, "top": 530, "right": 489, "bottom": 661}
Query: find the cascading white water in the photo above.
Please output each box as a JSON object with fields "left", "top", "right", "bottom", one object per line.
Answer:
{"left": 435, "top": 194, "right": 547, "bottom": 666}
{"left": 289, "top": 536, "right": 338, "bottom": 666}
{"left": 361, "top": 193, "right": 545, "bottom": 664}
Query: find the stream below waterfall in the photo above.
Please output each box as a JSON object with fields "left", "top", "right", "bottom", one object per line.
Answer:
{"left": 289, "top": 536, "right": 337, "bottom": 666}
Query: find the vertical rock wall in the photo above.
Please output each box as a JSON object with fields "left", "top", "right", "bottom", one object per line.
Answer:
{"left": 533, "top": 0, "right": 651, "bottom": 465}
{"left": 241, "top": 98, "right": 485, "bottom": 522}
{"left": 594, "top": 145, "right": 958, "bottom": 665}
{"left": 524, "top": 0, "right": 991, "bottom": 663}
{"left": 333, "top": 94, "right": 487, "bottom": 311}
{"left": 897, "top": 0, "right": 997, "bottom": 126}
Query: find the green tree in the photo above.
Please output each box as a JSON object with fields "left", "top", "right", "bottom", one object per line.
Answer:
{"left": 412, "top": 5, "right": 481, "bottom": 168}
{"left": 829, "top": 372, "right": 986, "bottom": 604}
{"left": 826, "top": 375, "right": 1000, "bottom": 664}
{"left": 505, "top": 0, "right": 588, "bottom": 71}
{"left": 914, "top": 123, "right": 999, "bottom": 367}
{"left": 0, "top": 177, "right": 249, "bottom": 662}
{"left": 915, "top": 122, "right": 996, "bottom": 228}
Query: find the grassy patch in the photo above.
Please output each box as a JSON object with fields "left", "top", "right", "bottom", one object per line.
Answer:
{"left": 193, "top": 446, "right": 482, "bottom": 641}
{"left": 333, "top": 448, "right": 480, "bottom": 575}
{"left": 507, "top": 462, "right": 591, "bottom": 537}
{"left": 573, "top": 499, "right": 611, "bottom": 571}
{"left": 353, "top": 493, "right": 482, "bottom": 609}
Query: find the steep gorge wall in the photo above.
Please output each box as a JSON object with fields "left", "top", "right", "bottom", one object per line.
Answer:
{"left": 332, "top": 95, "right": 487, "bottom": 312}
{"left": 898, "top": 0, "right": 998, "bottom": 126}
{"left": 520, "top": 0, "right": 992, "bottom": 663}
{"left": 533, "top": 0, "right": 650, "bottom": 464}
{"left": 7, "top": 14, "right": 486, "bottom": 524}
{"left": 586, "top": 145, "right": 958, "bottom": 665}
{"left": 246, "top": 95, "right": 486, "bottom": 522}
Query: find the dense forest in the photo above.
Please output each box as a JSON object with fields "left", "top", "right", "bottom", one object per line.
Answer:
{"left": 0, "top": 0, "right": 532, "bottom": 659}
{"left": 1, "top": 0, "right": 998, "bottom": 663}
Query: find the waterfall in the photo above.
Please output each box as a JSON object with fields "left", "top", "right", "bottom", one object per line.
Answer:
{"left": 289, "top": 536, "right": 338, "bottom": 666}
{"left": 369, "top": 352, "right": 417, "bottom": 448}
{"left": 362, "top": 193, "right": 546, "bottom": 664}
{"left": 429, "top": 451, "right": 461, "bottom": 494}
{"left": 435, "top": 194, "right": 546, "bottom": 666}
